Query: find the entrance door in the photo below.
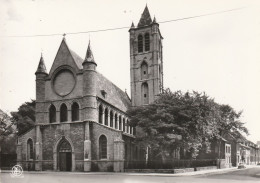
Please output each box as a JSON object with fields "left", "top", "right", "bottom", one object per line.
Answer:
{"left": 59, "top": 152, "right": 72, "bottom": 171}
{"left": 58, "top": 139, "right": 72, "bottom": 171}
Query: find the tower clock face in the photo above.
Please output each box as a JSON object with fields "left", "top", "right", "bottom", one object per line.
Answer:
{"left": 53, "top": 69, "right": 75, "bottom": 96}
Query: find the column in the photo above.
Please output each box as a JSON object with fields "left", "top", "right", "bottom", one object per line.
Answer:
{"left": 84, "top": 122, "right": 91, "bottom": 171}
{"left": 35, "top": 125, "right": 42, "bottom": 171}
{"left": 113, "top": 138, "right": 125, "bottom": 172}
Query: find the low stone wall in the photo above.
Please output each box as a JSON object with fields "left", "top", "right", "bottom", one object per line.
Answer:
{"left": 195, "top": 166, "right": 217, "bottom": 171}
{"left": 125, "top": 168, "right": 194, "bottom": 173}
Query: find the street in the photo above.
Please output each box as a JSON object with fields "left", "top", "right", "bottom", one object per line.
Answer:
{"left": 1, "top": 167, "right": 260, "bottom": 183}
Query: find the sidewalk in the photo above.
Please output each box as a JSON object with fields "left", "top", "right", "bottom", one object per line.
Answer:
{"left": 1, "top": 165, "right": 258, "bottom": 177}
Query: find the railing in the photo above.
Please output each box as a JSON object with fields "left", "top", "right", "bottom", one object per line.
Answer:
{"left": 125, "top": 159, "right": 217, "bottom": 169}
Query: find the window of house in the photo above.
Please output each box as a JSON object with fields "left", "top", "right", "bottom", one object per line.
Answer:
{"left": 144, "top": 33, "right": 150, "bottom": 51}
{"left": 60, "top": 104, "right": 68, "bottom": 122}
{"left": 138, "top": 35, "right": 143, "bottom": 53}
{"left": 99, "top": 135, "right": 107, "bottom": 159}
{"left": 71, "top": 102, "right": 79, "bottom": 121}
{"left": 49, "top": 104, "right": 56, "bottom": 123}
{"left": 27, "top": 139, "right": 33, "bottom": 160}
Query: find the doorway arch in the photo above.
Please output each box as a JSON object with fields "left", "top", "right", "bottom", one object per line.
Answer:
{"left": 53, "top": 136, "right": 75, "bottom": 171}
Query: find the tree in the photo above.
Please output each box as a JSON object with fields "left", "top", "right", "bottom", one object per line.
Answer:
{"left": 128, "top": 89, "right": 220, "bottom": 159}
{"left": 128, "top": 88, "right": 248, "bottom": 160}
{"left": 11, "top": 100, "right": 35, "bottom": 136}
{"left": 0, "top": 110, "right": 16, "bottom": 154}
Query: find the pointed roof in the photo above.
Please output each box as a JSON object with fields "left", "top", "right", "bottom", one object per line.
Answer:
{"left": 137, "top": 5, "right": 152, "bottom": 27}
{"left": 153, "top": 16, "right": 157, "bottom": 23}
{"left": 35, "top": 54, "right": 47, "bottom": 74}
{"left": 84, "top": 41, "right": 96, "bottom": 64}
{"left": 130, "top": 22, "right": 135, "bottom": 28}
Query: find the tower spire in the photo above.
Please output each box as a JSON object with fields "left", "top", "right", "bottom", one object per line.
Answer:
{"left": 84, "top": 41, "right": 96, "bottom": 64}
{"left": 137, "top": 5, "right": 152, "bottom": 27}
{"left": 35, "top": 53, "right": 47, "bottom": 74}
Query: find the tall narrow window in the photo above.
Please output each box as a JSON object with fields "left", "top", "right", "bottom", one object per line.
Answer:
{"left": 144, "top": 33, "right": 150, "bottom": 51}
{"left": 119, "top": 116, "right": 122, "bottom": 131}
{"left": 126, "top": 120, "right": 129, "bottom": 133}
{"left": 138, "top": 35, "right": 143, "bottom": 53}
{"left": 60, "top": 103, "right": 68, "bottom": 122}
{"left": 27, "top": 139, "right": 33, "bottom": 160}
{"left": 130, "top": 125, "right": 132, "bottom": 134}
{"left": 99, "top": 105, "right": 103, "bottom": 124}
{"left": 99, "top": 135, "right": 107, "bottom": 159}
{"left": 123, "top": 118, "right": 125, "bottom": 132}
{"left": 141, "top": 82, "right": 149, "bottom": 105}
{"left": 115, "top": 114, "right": 118, "bottom": 129}
{"left": 141, "top": 62, "right": 148, "bottom": 80}
{"left": 110, "top": 111, "right": 113, "bottom": 127}
{"left": 49, "top": 104, "right": 56, "bottom": 123}
{"left": 71, "top": 102, "right": 79, "bottom": 121}
{"left": 104, "top": 108, "right": 108, "bottom": 126}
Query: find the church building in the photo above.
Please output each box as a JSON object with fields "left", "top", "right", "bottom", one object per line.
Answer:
{"left": 17, "top": 5, "right": 164, "bottom": 172}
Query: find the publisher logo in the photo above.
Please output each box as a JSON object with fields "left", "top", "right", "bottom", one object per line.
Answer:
{"left": 11, "top": 165, "right": 23, "bottom": 178}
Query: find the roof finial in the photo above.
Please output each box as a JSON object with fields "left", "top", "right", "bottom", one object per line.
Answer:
{"left": 63, "top": 33, "right": 66, "bottom": 41}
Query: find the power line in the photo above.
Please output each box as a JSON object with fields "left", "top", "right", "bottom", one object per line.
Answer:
{"left": 1, "top": 7, "right": 245, "bottom": 38}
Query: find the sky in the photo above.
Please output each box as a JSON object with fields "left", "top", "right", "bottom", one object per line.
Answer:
{"left": 0, "top": 0, "right": 260, "bottom": 143}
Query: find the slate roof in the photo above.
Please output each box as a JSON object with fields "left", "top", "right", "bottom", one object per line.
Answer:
{"left": 96, "top": 72, "right": 131, "bottom": 112}
{"left": 69, "top": 49, "right": 84, "bottom": 69}
{"left": 137, "top": 5, "right": 152, "bottom": 27}
{"left": 68, "top": 45, "right": 131, "bottom": 112}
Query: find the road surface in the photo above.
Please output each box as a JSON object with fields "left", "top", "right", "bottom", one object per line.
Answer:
{"left": 1, "top": 167, "right": 260, "bottom": 183}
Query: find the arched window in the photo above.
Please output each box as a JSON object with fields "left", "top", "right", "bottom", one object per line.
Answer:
{"left": 99, "top": 135, "right": 107, "bottom": 159}
{"left": 71, "top": 102, "right": 79, "bottom": 121}
{"left": 123, "top": 118, "right": 125, "bottom": 132}
{"left": 130, "top": 124, "right": 132, "bottom": 134}
{"left": 138, "top": 35, "right": 143, "bottom": 53}
{"left": 141, "top": 62, "right": 148, "bottom": 80}
{"left": 126, "top": 120, "right": 129, "bottom": 133}
{"left": 141, "top": 83, "right": 149, "bottom": 105}
{"left": 27, "top": 139, "right": 33, "bottom": 160}
{"left": 49, "top": 104, "right": 56, "bottom": 123}
{"left": 60, "top": 103, "right": 68, "bottom": 122}
{"left": 99, "top": 105, "right": 103, "bottom": 124}
{"left": 104, "top": 108, "right": 108, "bottom": 126}
{"left": 119, "top": 116, "right": 122, "bottom": 131}
{"left": 110, "top": 111, "right": 113, "bottom": 127}
{"left": 144, "top": 33, "right": 150, "bottom": 51}
{"left": 115, "top": 114, "right": 118, "bottom": 129}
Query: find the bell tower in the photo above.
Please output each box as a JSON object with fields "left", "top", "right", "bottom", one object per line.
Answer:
{"left": 129, "top": 5, "right": 164, "bottom": 107}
